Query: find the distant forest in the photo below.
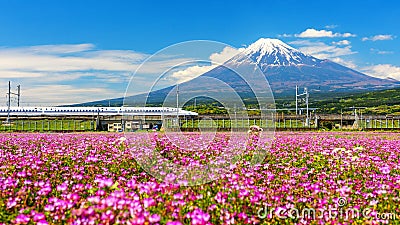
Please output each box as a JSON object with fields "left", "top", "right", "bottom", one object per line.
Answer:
{"left": 182, "top": 88, "right": 400, "bottom": 115}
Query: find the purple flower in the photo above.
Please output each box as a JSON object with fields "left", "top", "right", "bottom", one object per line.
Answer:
{"left": 6, "top": 198, "right": 17, "bottom": 209}
{"left": 14, "top": 214, "right": 30, "bottom": 224}
{"left": 44, "top": 204, "right": 55, "bottom": 212}
{"left": 56, "top": 183, "right": 68, "bottom": 192}
{"left": 33, "top": 213, "right": 46, "bottom": 222}
{"left": 166, "top": 221, "right": 182, "bottom": 225}
{"left": 17, "top": 171, "right": 27, "bottom": 178}
{"left": 149, "top": 214, "right": 161, "bottom": 223}
{"left": 87, "top": 196, "right": 100, "bottom": 204}
{"left": 187, "top": 208, "right": 210, "bottom": 224}
{"left": 173, "top": 193, "right": 183, "bottom": 200}
{"left": 143, "top": 198, "right": 156, "bottom": 208}
{"left": 238, "top": 189, "right": 250, "bottom": 198}
{"left": 37, "top": 220, "right": 49, "bottom": 225}
{"left": 380, "top": 165, "right": 391, "bottom": 174}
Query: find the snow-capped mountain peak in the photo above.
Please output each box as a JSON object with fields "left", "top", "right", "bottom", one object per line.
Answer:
{"left": 239, "top": 38, "right": 322, "bottom": 67}
{"left": 245, "top": 38, "right": 299, "bottom": 55}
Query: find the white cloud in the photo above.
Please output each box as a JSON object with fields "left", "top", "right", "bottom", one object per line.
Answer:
{"left": 290, "top": 40, "right": 356, "bottom": 59}
{"left": 209, "top": 46, "right": 244, "bottom": 64}
{"left": 361, "top": 64, "right": 400, "bottom": 80}
{"left": 332, "top": 40, "right": 351, "bottom": 45}
{"left": 0, "top": 43, "right": 200, "bottom": 105}
{"left": 19, "top": 85, "right": 122, "bottom": 106}
{"left": 362, "top": 34, "right": 395, "bottom": 41}
{"left": 325, "top": 24, "right": 338, "bottom": 29}
{"left": 295, "top": 28, "right": 356, "bottom": 38}
{"left": 277, "top": 33, "right": 293, "bottom": 38}
{"left": 370, "top": 48, "right": 394, "bottom": 55}
{"left": 0, "top": 48, "right": 147, "bottom": 73}
{"left": 0, "top": 43, "right": 247, "bottom": 104}
{"left": 25, "top": 43, "right": 95, "bottom": 54}
{"left": 170, "top": 65, "right": 215, "bottom": 83}
{"left": 330, "top": 57, "right": 357, "bottom": 69}
{"left": 170, "top": 46, "right": 243, "bottom": 83}
{"left": 296, "top": 29, "right": 336, "bottom": 38}
{"left": 342, "top": 33, "right": 355, "bottom": 38}
{"left": 377, "top": 51, "right": 393, "bottom": 55}
{"left": 0, "top": 70, "right": 45, "bottom": 78}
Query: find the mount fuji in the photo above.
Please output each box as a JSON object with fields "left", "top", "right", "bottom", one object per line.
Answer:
{"left": 214, "top": 38, "right": 399, "bottom": 95}
{"left": 239, "top": 38, "right": 323, "bottom": 68}
{"left": 83, "top": 38, "right": 399, "bottom": 106}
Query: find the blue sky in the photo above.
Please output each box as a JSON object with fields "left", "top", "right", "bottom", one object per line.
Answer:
{"left": 0, "top": 0, "right": 399, "bottom": 105}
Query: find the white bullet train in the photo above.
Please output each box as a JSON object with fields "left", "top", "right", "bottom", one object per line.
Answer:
{"left": 0, "top": 106, "right": 198, "bottom": 117}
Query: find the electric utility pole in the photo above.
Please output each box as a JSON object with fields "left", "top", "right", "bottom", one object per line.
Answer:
{"left": 5, "top": 81, "right": 21, "bottom": 123}
{"left": 296, "top": 86, "right": 309, "bottom": 126}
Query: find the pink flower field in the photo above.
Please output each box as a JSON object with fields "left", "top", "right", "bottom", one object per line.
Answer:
{"left": 0, "top": 132, "right": 399, "bottom": 224}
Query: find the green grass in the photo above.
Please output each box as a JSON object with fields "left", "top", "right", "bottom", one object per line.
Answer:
{"left": 179, "top": 118, "right": 309, "bottom": 129}
{"left": 1, "top": 119, "right": 95, "bottom": 132}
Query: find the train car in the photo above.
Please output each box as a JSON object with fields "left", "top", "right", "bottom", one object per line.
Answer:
{"left": 0, "top": 106, "right": 198, "bottom": 117}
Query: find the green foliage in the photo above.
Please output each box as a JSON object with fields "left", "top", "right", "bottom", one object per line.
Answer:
{"left": 314, "top": 88, "right": 400, "bottom": 115}
{"left": 275, "top": 88, "right": 400, "bottom": 115}
{"left": 183, "top": 88, "right": 400, "bottom": 116}
{"left": 183, "top": 104, "right": 228, "bottom": 115}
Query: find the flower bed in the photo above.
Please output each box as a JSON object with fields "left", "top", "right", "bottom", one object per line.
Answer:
{"left": 0, "top": 132, "right": 399, "bottom": 224}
